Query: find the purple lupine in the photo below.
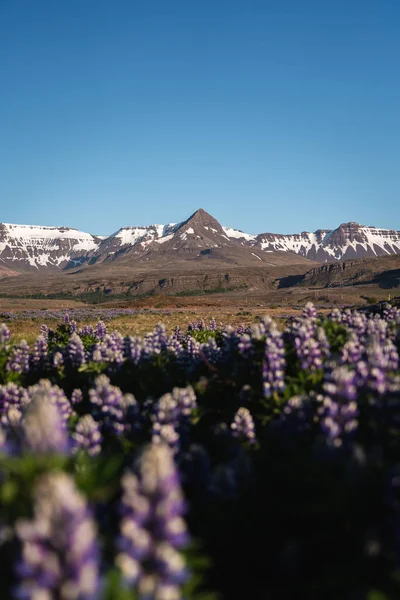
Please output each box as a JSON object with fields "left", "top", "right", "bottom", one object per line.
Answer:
{"left": 30, "top": 334, "right": 48, "bottom": 370}
{"left": 66, "top": 333, "right": 86, "bottom": 368}
{"left": 71, "top": 389, "right": 83, "bottom": 405}
{"left": 263, "top": 318, "right": 286, "bottom": 398}
{"left": 152, "top": 387, "right": 197, "bottom": 452}
{"left": 185, "top": 337, "right": 201, "bottom": 360}
{"left": 124, "top": 336, "right": 143, "bottom": 365}
{"left": 0, "top": 383, "right": 30, "bottom": 416}
{"left": 329, "top": 308, "right": 343, "bottom": 323}
{"left": 231, "top": 407, "right": 256, "bottom": 444}
{"left": 72, "top": 415, "right": 102, "bottom": 456}
{"left": 94, "top": 333, "right": 124, "bottom": 364}
{"left": 172, "top": 326, "right": 183, "bottom": 342}
{"left": 302, "top": 302, "right": 318, "bottom": 321}
{"left": 79, "top": 325, "right": 95, "bottom": 336}
{"left": 238, "top": 334, "right": 253, "bottom": 358}
{"left": 323, "top": 367, "right": 357, "bottom": 402}
{"left": 166, "top": 337, "right": 185, "bottom": 358}
{"left": 89, "top": 375, "right": 137, "bottom": 435}
{"left": 0, "top": 383, "right": 30, "bottom": 432}
{"left": 341, "top": 332, "right": 363, "bottom": 365}
{"left": 0, "top": 323, "right": 11, "bottom": 347}
{"left": 40, "top": 323, "right": 49, "bottom": 339}
{"left": 95, "top": 320, "right": 107, "bottom": 340}
{"left": 6, "top": 340, "right": 30, "bottom": 373}
{"left": 22, "top": 394, "right": 69, "bottom": 454}
{"left": 152, "top": 394, "right": 182, "bottom": 452}
{"left": 16, "top": 472, "right": 99, "bottom": 599}
{"left": 53, "top": 351, "right": 64, "bottom": 369}
{"left": 28, "top": 380, "right": 72, "bottom": 421}
{"left": 201, "top": 337, "right": 220, "bottom": 364}
{"left": 116, "top": 444, "right": 189, "bottom": 597}
{"left": 292, "top": 317, "right": 328, "bottom": 372}
{"left": 355, "top": 336, "right": 398, "bottom": 395}
{"left": 62, "top": 312, "right": 70, "bottom": 325}
{"left": 317, "top": 367, "right": 359, "bottom": 448}
{"left": 143, "top": 325, "right": 168, "bottom": 357}
{"left": 384, "top": 303, "right": 400, "bottom": 326}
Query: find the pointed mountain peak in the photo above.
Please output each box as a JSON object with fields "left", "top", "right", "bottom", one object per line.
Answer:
{"left": 175, "top": 208, "right": 225, "bottom": 234}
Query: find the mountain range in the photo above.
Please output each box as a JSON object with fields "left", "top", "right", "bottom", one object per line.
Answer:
{"left": 1, "top": 209, "right": 399, "bottom": 272}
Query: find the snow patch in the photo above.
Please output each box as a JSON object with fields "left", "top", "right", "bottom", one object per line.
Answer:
{"left": 223, "top": 226, "right": 256, "bottom": 241}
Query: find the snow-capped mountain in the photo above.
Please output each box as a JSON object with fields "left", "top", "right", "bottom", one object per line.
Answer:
{"left": 88, "top": 209, "right": 280, "bottom": 267}
{"left": 0, "top": 212, "right": 399, "bottom": 272}
{"left": 252, "top": 222, "right": 400, "bottom": 262}
{"left": 0, "top": 223, "right": 101, "bottom": 270}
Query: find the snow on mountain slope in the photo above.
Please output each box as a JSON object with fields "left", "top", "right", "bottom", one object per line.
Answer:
{"left": 0, "top": 223, "right": 101, "bottom": 269}
{"left": 222, "top": 226, "right": 256, "bottom": 242}
{"left": 1, "top": 213, "right": 399, "bottom": 271}
{"left": 254, "top": 223, "right": 400, "bottom": 262}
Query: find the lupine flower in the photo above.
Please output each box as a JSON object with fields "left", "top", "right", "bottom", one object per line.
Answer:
{"left": 263, "top": 318, "right": 286, "bottom": 398}
{"left": 291, "top": 316, "right": 328, "bottom": 372}
{"left": 355, "top": 335, "right": 399, "bottom": 395}
{"left": 238, "top": 334, "right": 253, "bottom": 358}
{"left": 201, "top": 337, "right": 220, "bottom": 364}
{"left": 0, "top": 382, "right": 30, "bottom": 433}
{"left": 303, "top": 302, "right": 318, "bottom": 321}
{"left": 16, "top": 472, "right": 99, "bottom": 599}
{"left": 28, "top": 380, "right": 72, "bottom": 421}
{"left": 317, "top": 367, "right": 359, "bottom": 447}
{"left": 323, "top": 366, "right": 357, "bottom": 402}
{"left": 79, "top": 325, "right": 95, "bottom": 336}
{"left": 71, "top": 389, "right": 83, "bottom": 405}
{"left": 93, "top": 333, "right": 124, "bottom": 364}
{"left": 40, "top": 323, "right": 49, "bottom": 339}
{"left": 6, "top": 340, "right": 30, "bottom": 373}
{"left": 62, "top": 312, "right": 70, "bottom": 324}
{"left": 22, "top": 393, "right": 69, "bottom": 454}
{"left": 231, "top": 407, "right": 256, "bottom": 444}
{"left": 66, "top": 333, "right": 86, "bottom": 368}
{"left": 95, "top": 320, "right": 107, "bottom": 340}
{"left": 89, "top": 375, "right": 137, "bottom": 435}
{"left": 53, "top": 351, "right": 64, "bottom": 368}
{"left": 152, "top": 387, "right": 196, "bottom": 452}
{"left": 31, "top": 334, "right": 48, "bottom": 370}
{"left": 124, "top": 336, "right": 143, "bottom": 365}
{"left": 209, "top": 317, "right": 217, "bottom": 331}
{"left": 72, "top": 415, "right": 102, "bottom": 456}
{"left": 341, "top": 332, "right": 363, "bottom": 365}
{"left": 0, "top": 323, "right": 11, "bottom": 347}
{"left": 0, "top": 383, "right": 30, "bottom": 416}
{"left": 116, "top": 444, "right": 189, "bottom": 598}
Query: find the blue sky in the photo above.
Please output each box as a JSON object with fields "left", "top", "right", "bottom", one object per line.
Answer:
{"left": 0, "top": 0, "right": 399, "bottom": 235}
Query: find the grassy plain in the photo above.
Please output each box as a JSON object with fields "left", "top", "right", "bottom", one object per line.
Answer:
{"left": 0, "top": 283, "right": 394, "bottom": 343}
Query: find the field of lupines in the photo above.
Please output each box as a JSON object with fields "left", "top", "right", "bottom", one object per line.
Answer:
{"left": 0, "top": 308, "right": 170, "bottom": 323}
{"left": 0, "top": 301, "right": 399, "bottom": 599}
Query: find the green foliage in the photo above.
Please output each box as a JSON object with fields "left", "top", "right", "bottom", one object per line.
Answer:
{"left": 188, "top": 330, "right": 221, "bottom": 344}
{"left": 322, "top": 319, "right": 349, "bottom": 354}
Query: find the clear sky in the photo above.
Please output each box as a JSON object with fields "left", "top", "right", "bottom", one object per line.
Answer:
{"left": 0, "top": 0, "right": 399, "bottom": 235}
